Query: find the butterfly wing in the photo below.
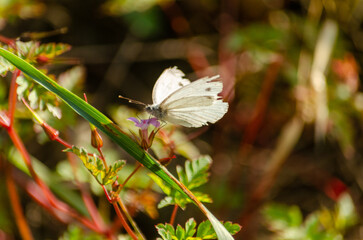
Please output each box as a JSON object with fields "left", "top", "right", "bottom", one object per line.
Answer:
{"left": 164, "top": 99, "right": 228, "bottom": 127}
{"left": 160, "top": 76, "right": 229, "bottom": 127}
{"left": 152, "top": 67, "right": 191, "bottom": 104}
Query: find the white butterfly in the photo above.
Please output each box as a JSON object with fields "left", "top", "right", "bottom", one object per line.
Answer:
{"left": 122, "top": 67, "right": 229, "bottom": 128}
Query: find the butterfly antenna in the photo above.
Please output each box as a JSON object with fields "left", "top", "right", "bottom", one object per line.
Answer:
{"left": 118, "top": 95, "right": 146, "bottom": 106}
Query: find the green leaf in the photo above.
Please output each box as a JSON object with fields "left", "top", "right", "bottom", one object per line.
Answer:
{"left": 0, "top": 53, "right": 15, "bottom": 76}
{"left": 196, "top": 219, "right": 241, "bottom": 240}
{"left": 185, "top": 218, "right": 197, "bottom": 238}
{"left": 156, "top": 218, "right": 240, "bottom": 240}
{"left": 65, "top": 146, "right": 104, "bottom": 184}
{"left": 196, "top": 220, "right": 215, "bottom": 239}
{"left": 34, "top": 42, "right": 71, "bottom": 59}
{"left": 16, "top": 72, "right": 62, "bottom": 118}
{"left": 175, "top": 224, "right": 185, "bottom": 239}
{"left": 103, "top": 160, "right": 126, "bottom": 185}
{"left": 16, "top": 75, "right": 30, "bottom": 98}
{"left": 177, "top": 156, "right": 211, "bottom": 190}
{"left": 156, "top": 223, "right": 175, "bottom": 240}
{"left": 153, "top": 156, "right": 212, "bottom": 210}
{"left": 64, "top": 146, "right": 125, "bottom": 186}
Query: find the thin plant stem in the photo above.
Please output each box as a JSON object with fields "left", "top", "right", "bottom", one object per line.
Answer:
{"left": 5, "top": 163, "right": 34, "bottom": 240}
{"left": 97, "top": 148, "right": 109, "bottom": 171}
{"left": 119, "top": 163, "right": 142, "bottom": 192}
{"left": 7, "top": 125, "right": 100, "bottom": 232}
{"left": 112, "top": 201, "right": 138, "bottom": 240}
{"left": 170, "top": 204, "right": 178, "bottom": 225}
{"left": 117, "top": 198, "right": 145, "bottom": 240}
{"left": 22, "top": 96, "right": 108, "bottom": 234}
{"left": 8, "top": 69, "right": 20, "bottom": 126}
{"left": 16, "top": 174, "right": 103, "bottom": 233}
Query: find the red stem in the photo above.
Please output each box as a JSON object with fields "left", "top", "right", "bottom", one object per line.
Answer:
{"left": 0, "top": 35, "right": 16, "bottom": 48}
{"left": 5, "top": 164, "right": 34, "bottom": 240}
{"left": 169, "top": 204, "right": 178, "bottom": 225}
{"left": 119, "top": 163, "right": 142, "bottom": 192}
{"left": 112, "top": 202, "right": 138, "bottom": 240}
{"left": 8, "top": 70, "right": 20, "bottom": 126}
{"left": 7, "top": 125, "right": 102, "bottom": 232}
{"left": 98, "top": 147, "right": 109, "bottom": 171}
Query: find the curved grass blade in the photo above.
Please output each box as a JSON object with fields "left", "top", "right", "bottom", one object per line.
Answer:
{"left": 0, "top": 48, "right": 235, "bottom": 239}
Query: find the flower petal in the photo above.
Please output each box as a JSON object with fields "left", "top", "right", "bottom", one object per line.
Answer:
{"left": 148, "top": 118, "right": 160, "bottom": 128}
{"left": 127, "top": 117, "right": 140, "bottom": 124}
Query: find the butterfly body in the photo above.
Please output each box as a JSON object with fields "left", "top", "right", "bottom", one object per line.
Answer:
{"left": 145, "top": 104, "right": 167, "bottom": 120}
{"left": 145, "top": 67, "right": 229, "bottom": 128}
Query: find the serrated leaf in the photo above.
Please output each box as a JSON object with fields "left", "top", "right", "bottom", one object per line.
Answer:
{"left": 0, "top": 55, "right": 15, "bottom": 76}
{"left": 221, "top": 222, "right": 242, "bottom": 236}
{"left": 102, "top": 160, "right": 126, "bottom": 185}
{"left": 35, "top": 42, "right": 71, "bottom": 59}
{"left": 158, "top": 196, "right": 174, "bottom": 209}
{"left": 156, "top": 223, "right": 175, "bottom": 240}
{"left": 176, "top": 224, "right": 185, "bottom": 239}
{"left": 65, "top": 146, "right": 125, "bottom": 186}
{"left": 157, "top": 218, "right": 239, "bottom": 240}
{"left": 16, "top": 75, "right": 30, "bottom": 99}
{"left": 177, "top": 156, "right": 211, "bottom": 190}
{"left": 64, "top": 146, "right": 105, "bottom": 185}
{"left": 196, "top": 219, "right": 241, "bottom": 240}
{"left": 153, "top": 156, "right": 212, "bottom": 210}
{"left": 185, "top": 218, "right": 197, "bottom": 238}
{"left": 196, "top": 220, "right": 215, "bottom": 239}
{"left": 16, "top": 41, "right": 37, "bottom": 57}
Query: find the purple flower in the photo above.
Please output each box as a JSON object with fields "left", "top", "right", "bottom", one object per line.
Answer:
{"left": 127, "top": 117, "right": 160, "bottom": 150}
{"left": 128, "top": 117, "right": 160, "bottom": 130}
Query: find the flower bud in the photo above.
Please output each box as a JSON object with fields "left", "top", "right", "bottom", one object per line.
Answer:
{"left": 91, "top": 128, "right": 103, "bottom": 148}
{"left": 42, "top": 122, "right": 59, "bottom": 141}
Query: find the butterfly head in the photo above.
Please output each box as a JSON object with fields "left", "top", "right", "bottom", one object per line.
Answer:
{"left": 145, "top": 104, "right": 166, "bottom": 120}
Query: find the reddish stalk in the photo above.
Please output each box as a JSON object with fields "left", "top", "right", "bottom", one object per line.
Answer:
{"left": 8, "top": 70, "right": 21, "bottom": 126}
{"left": 119, "top": 163, "right": 142, "bottom": 191}
{"left": 117, "top": 198, "right": 145, "bottom": 240}
{"left": 169, "top": 204, "right": 178, "bottom": 225}
{"left": 7, "top": 126, "right": 101, "bottom": 232}
{"left": 22, "top": 96, "right": 108, "bottom": 234}
{"left": 5, "top": 164, "right": 34, "bottom": 240}
{"left": 21, "top": 98, "right": 72, "bottom": 149}
{"left": 97, "top": 148, "right": 109, "bottom": 171}
{"left": 112, "top": 202, "right": 138, "bottom": 240}
{"left": 7, "top": 74, "right": 105, "bottom": 234}
{"left": 17, "top": 175, "right": 103, "bottom": 233}
{"left": 0, "top": 35, "right": 16, "bottom": 48}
